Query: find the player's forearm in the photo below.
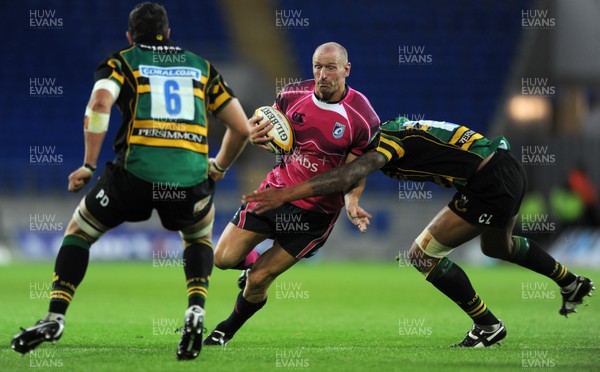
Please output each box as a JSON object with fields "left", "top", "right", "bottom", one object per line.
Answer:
{"left": 278, "top": 162, "right": 364, "bottom": 203}
{"left": 83, "top": 130, "right": 106, "bottom": 167}
{"left": 215, "top": 129, "right": 249, "bottom": 170}
{"left": 82, "top": 87, "right": 115, "bottom": 166}
{"left": 215, "top": 99, "right": 251, "bottom": 169}
{"left": 309, "top": 151, "right": 385, "bottom": 196}
{"left": 308, "top": 151, "right": 386, "bottom": 197}
{"left": 343, "top": 153, "right": 366, "bottom": 203}
{"left": 307, "top": 165, "right": 361, "bottom": 197}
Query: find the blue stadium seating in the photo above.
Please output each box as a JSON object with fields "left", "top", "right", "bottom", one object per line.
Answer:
{"left": 2, "top": 1, "right": 234, "bottom": 194}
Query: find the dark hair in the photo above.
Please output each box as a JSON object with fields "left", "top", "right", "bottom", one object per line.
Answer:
{"left": 128, "top": 3, "right": 169, "bottom": 42}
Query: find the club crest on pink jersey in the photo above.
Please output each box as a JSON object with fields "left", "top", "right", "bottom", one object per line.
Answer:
{"left": 332, "top": 122, "right": 345, "bottom": 139}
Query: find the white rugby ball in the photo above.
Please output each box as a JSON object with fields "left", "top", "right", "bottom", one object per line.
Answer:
{"left": 254, "top": 106, "right": 294, "bottom": 154}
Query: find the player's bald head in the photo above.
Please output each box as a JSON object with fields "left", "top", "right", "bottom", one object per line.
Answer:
{"left": 313, "top": 42, "right": 349, "bottom": 65}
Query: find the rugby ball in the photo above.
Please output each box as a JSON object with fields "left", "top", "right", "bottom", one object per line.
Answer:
{"left": 254, "top": 106, "right": 294, "bottom": 154}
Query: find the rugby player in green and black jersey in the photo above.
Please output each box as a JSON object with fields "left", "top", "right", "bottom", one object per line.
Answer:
{"left": 243, "top": 116, "right": 594, "bottom": 348}
{"left": 12, "top": 3, "right": 250, "bottom": 360}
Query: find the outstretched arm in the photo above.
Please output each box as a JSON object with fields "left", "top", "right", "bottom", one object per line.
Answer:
{"left": 210, "top": 99, "right": 251, "bottom": 181}
{"left": 68, "top": 87, "right": 115, "bottom": 192}
{"left": 243, "top": 150, "right": 387, "bottom": 214}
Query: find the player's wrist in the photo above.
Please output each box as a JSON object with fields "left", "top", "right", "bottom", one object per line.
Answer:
{"left": 344, "top": 193, "right": 359, "bottom": 204}
{"left": 82, "top": 163, "right": 96, "bottom": 175}
{"left": 209, "top": 158, "right": 229, "bottom": 175}
{"left": 213, "top": 160, "right": 228, "bottom": 173}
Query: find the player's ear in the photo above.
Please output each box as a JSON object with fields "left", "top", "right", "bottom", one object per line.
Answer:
{"left": 344, "top": 62, "right": 351, "bottom": 77}
{"left": 166, "top": 28, "right": 171, "bottom": 38}
{"left": 126, "top": 31, "right": 134, "bottom": 45}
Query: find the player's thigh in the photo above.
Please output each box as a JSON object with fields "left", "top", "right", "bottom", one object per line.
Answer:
{"left": 245, "top": 241, "right": 298, "bottom": 291}
{"left": 67, "top": 171, "right": 134, "bottom": 243}
{"left": 157, "top": 177, "right": 214, "bottom": 234}
{"left": 80, "top": 162, "right": 151, "bottom": 236}
{"left": 214, "top": 222, "right": 270, "bottom": 268}
{"left": 479, "top": 214, "right": 519, "bottom": 260}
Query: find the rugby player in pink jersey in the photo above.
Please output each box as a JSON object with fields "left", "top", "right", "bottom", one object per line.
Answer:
{"left": 204, "top": 42, "right": 380, "bottom": 346}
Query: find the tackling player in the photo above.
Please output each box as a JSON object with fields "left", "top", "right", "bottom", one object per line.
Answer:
{"left": 202, "top": 42, "right": 379, "bottom": 346}
{"left": 243, "top": 117, "right": 595, "bottom": 348}
{"left": 11, "top": 3, "right": 250, "bottom": 360}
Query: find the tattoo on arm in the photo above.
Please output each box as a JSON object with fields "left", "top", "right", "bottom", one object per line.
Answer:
{"left": 308, "top": 151, "right": 387, "bottom": 196}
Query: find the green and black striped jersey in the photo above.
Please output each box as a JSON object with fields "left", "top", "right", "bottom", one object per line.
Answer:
{"left": 95, "top": 39, "right": 235, "bottom": 187}
{"left": 375, "top": 117, "right": 509, "bottom": 188}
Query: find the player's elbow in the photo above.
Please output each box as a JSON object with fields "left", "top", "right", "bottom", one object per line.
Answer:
{"left": 90, "top": 99, "right": 112, "bottom": 114}
{"left": 89, "top": 89, "right": 114, "bottom": 113}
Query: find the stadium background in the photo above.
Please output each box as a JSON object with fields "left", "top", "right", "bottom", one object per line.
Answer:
{"left": 1, "top": 0, "right": 599, "bottom": 267}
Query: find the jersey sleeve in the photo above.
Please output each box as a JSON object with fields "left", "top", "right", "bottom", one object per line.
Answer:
{"left": 94, "top": 56, "right": 125, "bottom": 87}
{"left": 206, "top": 64, "right": 235, "bottom": 115}
{"left": 375, "top": 121, "right": 405, "bottom": 162}
{"left": 274, "top": 92, "right": 287, "bottom": 112}
{"left": 349, "top": 98, "right": 381, "bottom": 156}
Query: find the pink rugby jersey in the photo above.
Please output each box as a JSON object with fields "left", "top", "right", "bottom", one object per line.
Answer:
{"left": 261, "top": 79, "right": 380, "bottom": 214}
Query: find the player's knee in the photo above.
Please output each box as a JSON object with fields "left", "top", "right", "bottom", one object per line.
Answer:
{"left": 411, "top": 228, "right": 452, "bottom": 275}
{"left": 407, "top": 244, "right": 422, "bottom": 266}
{"left": 213, "top": 248, "right": 231, "bottom": 270}
{"left": 64, "top": 224, "right": 95, "bottom": 245}
{"left": 67, "top": 212, "right": 100, "bottom": 244}
{"left": 213, "top": 243, "right": 244, "bottom": 270}
{"left": 180, "top": 220, "right": 213, "bottom": 243}
{"left": 407, "top": 244, "right": 433, "bottom": 275}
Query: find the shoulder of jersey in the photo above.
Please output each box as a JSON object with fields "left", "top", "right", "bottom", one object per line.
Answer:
{"left": 344, "top": 87, "right": 372, "bottom": 107}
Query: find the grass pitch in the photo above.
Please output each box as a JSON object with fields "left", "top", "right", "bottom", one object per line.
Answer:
{"left": 1, "top": 261, "right": 598, "bottom": 371}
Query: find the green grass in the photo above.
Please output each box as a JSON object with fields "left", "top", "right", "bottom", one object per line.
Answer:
{"left": 1, "top": 261, "right": 598, "bottom": 371}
